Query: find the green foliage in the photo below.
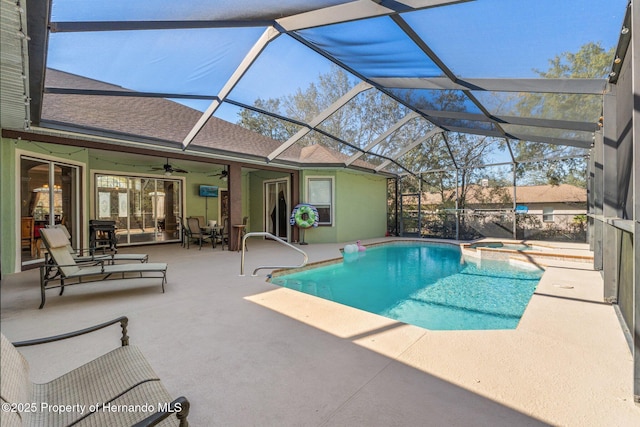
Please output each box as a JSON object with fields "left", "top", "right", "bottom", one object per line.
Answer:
{"left": 571, "top": 214, "right": 587, "bottom": 232}
{"left": 238, "top": 43, "right": 604, "bottom": 198}
{"left": 534, "top": 41, "right": 614, "bottom": 79}
{"left": 508, "top": 41, "right": 612, "bottom": 189}
{"left": 514, "top": 156, "right": 587, "bottom": 188}
{"left": 516, "top": 42, "right": 614, "bottom": 122}
{"left": 236, "top": 98, "right": 299, "bottom": 141}
{"left": 237, "top": 65, "right": 424, "bottom": 158}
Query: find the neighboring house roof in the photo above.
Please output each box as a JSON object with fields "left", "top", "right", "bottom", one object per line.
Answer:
{"left": 41, "top": 69, "right": 373, "bottom": 170}
{"left": 419, "top": 184, "right": 586, "bottom": 206}
{"left": 512, "top": 184, "right": 586, "bottom": 204}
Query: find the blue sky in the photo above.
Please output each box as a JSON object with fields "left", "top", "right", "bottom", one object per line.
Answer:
{"left": 47, "top": 0, "right": 627, "bottom": 124}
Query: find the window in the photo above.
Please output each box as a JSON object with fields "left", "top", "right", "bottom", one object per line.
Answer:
{"left": 543, "top": 207, "right": 554, "bottom": 222}
{"left": 307, "top": 177, "right": 333, "bottom": 225}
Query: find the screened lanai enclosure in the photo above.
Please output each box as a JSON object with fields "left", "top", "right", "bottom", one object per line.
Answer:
{"left": 20, "top": 0, "right": 625, "bottom": 243}
{"left": 1, "top": 0, "right": 639, "bottom": 404}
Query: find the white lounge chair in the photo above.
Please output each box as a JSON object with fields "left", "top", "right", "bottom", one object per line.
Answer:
{"left": 38, "top": 228, "right": 168, "bottom": 309}
{"left": 46, "top": 224, "right": 149, "bottom": 263}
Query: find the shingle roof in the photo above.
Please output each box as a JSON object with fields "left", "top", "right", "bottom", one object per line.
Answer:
{"left": 298, "top": 143, "right": 372, "bottom": 169}
{"left": 513, "top": 184, "right": 586, "bottom": 204}
{"left": 420, "top": 184, "right": 586, "bottom": 205}
{"left": 42, "top": 69, "right": 356, "bottom": 165}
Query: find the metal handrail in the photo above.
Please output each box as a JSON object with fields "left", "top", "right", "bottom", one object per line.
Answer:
{"left": 240, "top": 232, "right": 309, "bottom": 276}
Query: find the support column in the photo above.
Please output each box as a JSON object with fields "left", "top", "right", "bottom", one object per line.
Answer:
{"left": 418, "top": 173, "right": 422, "bottom": 237}
{"left": 228, "top": 164, "right": 243, "bottom": 251}
{"left": 291, "top": 171, "right": 300, "bottom": 244}
{"left": 394, "top": 178, "right": 399, "bottom": 236}
{"left": 603, "top": 88, "right": 619, "bottom": 301}
{"left": 455, "top": 168, "right": 459, "bottom": 240}
{"left": 631, "top": 0, "right": 640, "bottom": 405}
{"left": 512, "top": 163, "right": 517, "bottom": 239}
{"left": 592, "top": 131, "right": 604, "bottom": 271}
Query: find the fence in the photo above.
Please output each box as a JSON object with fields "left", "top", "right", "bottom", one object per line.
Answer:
{"left": 397, "top": 209, "right": 587, "bottom": 242}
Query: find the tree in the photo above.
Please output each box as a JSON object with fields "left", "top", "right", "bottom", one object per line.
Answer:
{"left": 236, "top": 98, "right": 298, "bottom": 141}
{"left": 511, "top": 141, "right": 588, "bottom": 187}
{"left": 237, "top": 65, "right": 431, "bottom": 163}
{"left": 509, "top": 41, "right": 614, "bottom": 188}
{"left": 236, "top": 42, "right": 608, "bottom": 238}
{"left": 516, "top": 41, "right": 613, "bottom": 121}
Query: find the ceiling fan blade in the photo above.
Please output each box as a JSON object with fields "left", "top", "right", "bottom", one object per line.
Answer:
{"left": 150, "top": 159, "right": 189, "bottom": 173}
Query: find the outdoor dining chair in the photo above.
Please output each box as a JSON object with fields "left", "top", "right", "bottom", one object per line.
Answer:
{"left": 186, "top": 217, "right": 214, "bottom": 250}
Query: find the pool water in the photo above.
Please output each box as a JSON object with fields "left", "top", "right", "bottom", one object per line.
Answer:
{"left": 269, "top": 243, "right": 543, "bottom": 330}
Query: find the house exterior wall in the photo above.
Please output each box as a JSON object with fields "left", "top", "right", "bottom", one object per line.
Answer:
{"left": 300, "top": 169, "right": 387, "bottom": 244}
{"left": 1, "top": 136, "right": 91, "bottom": 276}
{"left": 1, "top": 137, "right": 388, "bottom": 275}
{"left": 517, "top": 202, "right": 586, "bottom": 228}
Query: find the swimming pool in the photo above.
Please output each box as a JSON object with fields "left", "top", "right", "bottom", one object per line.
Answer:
{"left": 269, "top": 242, "right": 544, "bottom": 330}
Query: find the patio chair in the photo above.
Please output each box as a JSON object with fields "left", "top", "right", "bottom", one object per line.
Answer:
{"left": 21, "top": 216, "right": 35, "bottom": 257}
{"left": 2, "top": 316, "right": 190, "bottom": 426}
{"left": 38, "top": 228, "right": 168, "bottom": 309}
{"left": 214, "top": 216, "right": 229, "bottom": 250}
{"left": 41, "top": 224, "right": 150, "bottom": 284}
{"left": 47, "top": 224, "right": 149, "bottom": 263}
{"left": 178, "top": 217, "right": 191, "bottom": 248}
{"left": 186, "top": 217, "right": 214, "bottom": 250}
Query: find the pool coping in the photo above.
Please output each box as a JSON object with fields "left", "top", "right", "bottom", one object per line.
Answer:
{"left": 270, "top": 239, "right": 464, "bottom": 278}
{"left": 271, "top": 239, "right": 593, "bottom": 281}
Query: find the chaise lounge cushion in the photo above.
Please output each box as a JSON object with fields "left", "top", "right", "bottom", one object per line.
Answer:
{"left": 42, "top": 228, "right": 166, "bottom": 279}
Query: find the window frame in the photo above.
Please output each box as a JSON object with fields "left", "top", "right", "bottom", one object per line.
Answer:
{"left": 305, "top": 176, "right": 334, "bottom": 226}
{"left": 542, "top": 206, "right": 554, "bottom": 223}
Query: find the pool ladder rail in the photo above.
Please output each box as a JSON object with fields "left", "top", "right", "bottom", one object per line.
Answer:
{"left": 240, "top": 232, "right": 309, "bottom": 277}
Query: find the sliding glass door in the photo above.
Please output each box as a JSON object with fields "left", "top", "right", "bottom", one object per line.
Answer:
{"left": 96, "top": 174, "right": 181, "bottom": 245}
{"left": 264, "top": 179, "right": 290, "bottom": 240}
{"left": 20, "top": 156, "right": 80, "bottom": 265}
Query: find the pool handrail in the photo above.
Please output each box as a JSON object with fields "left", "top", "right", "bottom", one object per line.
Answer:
{"left": 240, "top": 232, "right": 309, "bottom": 276}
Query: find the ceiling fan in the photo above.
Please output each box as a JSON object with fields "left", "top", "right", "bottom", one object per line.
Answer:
{"left": 208, "top": 169, "right": 228, "bottom": 179}
{"left": 150, "top": 158, "right": 189, "bottom": 175}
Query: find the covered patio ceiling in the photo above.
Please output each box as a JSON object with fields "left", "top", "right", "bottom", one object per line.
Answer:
{"left": 1, "top": 0, "right": 631, "bottom": 176}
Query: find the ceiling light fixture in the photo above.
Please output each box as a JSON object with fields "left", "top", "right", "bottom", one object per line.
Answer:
{"left": 621, "top": 26, "right": 629, "bottom": 35}
{"left": 609, "top": 71, "right": 617, "bottom": 77}
{"left": 33, "top": 184, "right": 62, "bottom": 193}
{"left": 614, "top": 57, "right": 622, "bottom": 64}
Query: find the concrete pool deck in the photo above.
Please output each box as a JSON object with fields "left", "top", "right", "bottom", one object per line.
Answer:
{"left": 1, "top": 238, "right": 638, "bottom": 426}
